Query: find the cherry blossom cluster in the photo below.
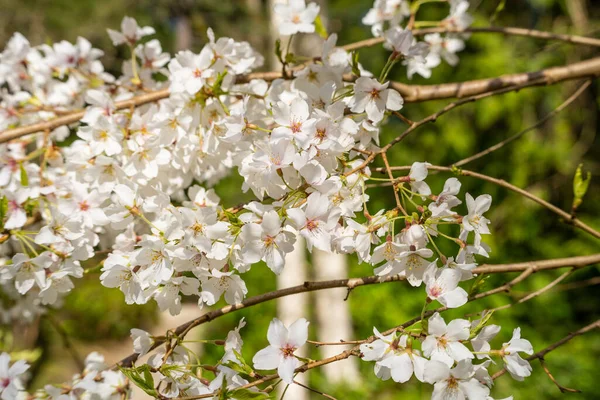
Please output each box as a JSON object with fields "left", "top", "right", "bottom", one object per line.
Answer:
{"left": 360, "top": 312, "right": 531, "bottom": 399}
{"left": 2, "top": 350, "right": 132, "bottom": 399}
{"left": 0, "top": 0, "right": 536, "bottom": 398}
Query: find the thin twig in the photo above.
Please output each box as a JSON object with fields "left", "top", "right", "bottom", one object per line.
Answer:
{"left": 473, "top": 267, "right": 576, "bottom": 314}
{"left": 3, "top": 55, "right": 600, "bottom": 143}
{"left": 373, "top": 165, "right": 600, "bottom": 239}
{"left": 380, "top": 152, "right": 408, "bottom": 216}
{"left": 293, "top": 380, "right": 338, "bottom": 400}
{"left": 538, "top": 358, "right": 581, "bottom": 393}
{"left": 554, "top": 276, "right": 600, "bottom": 292}
{"left": 173, "top": 267, "right": 600, "bottom": 400}
{"left": 341, "top": 26, "right": 600, "bottom": 52}
{"left": 46, "top": 314, "right": 85, "bottom": 371}
{"left": 345, "top": 76, "right": 552, "bottom": 177}
{"left": 452, "top": 79, "right": 592, "bottom": 167}
{"left": 112, "top": 253, "right": 600, "bottom": 370}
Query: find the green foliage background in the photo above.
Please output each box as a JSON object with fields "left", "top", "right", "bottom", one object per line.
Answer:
{"left": 1, "top": 0, "right": 599, "bottom": 398}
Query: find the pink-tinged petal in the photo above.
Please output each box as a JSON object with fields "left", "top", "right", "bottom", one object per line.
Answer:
{"left": 290, "top": 98, "right": 309, "bottom": 121}
{"left": 305, "top": 192, "right": 328, "bottom": 219}
{"left": 267, "top": 318, "right": 288, "bottom": 347}
{"left": 447, "top": 341, "right": 474, "bottom": 362}
{"left": 278, "top": 355, "right": 300, "bottom": 385}
{"left": 428, "top": 312, "right": 447, "bottom": 336}
{"left": 286, "top": 208, "right": 306, "bottom": 230}
{"left": 385, "top": 88, "right": 404, "bottom": 111}
{"left": 252, "top": 345, "right": 281, "bottom": 370}
{"left": 459, "top": 378, "right": 490, "bottom": 399}
{"left": 387, "top": 353, "right": 414, "bottom": 383}
{"left": 261, "top": 210, "right": 282, "bottom": 236}
{"left": 365, "top": 97, "right": 384, "bottom": 123}
{"left": 475, "top": 194, "right": 492, "bottom": 214}
{"left": 412, "top": 355, "right": 427, "bottom": 382}
{"left": 446, "top": 318, "right": 470, "bottom": 341}
{"left": 439, "top": 287, "right": 468, "bottom": 308}
{"left": 287, "top": 318, "right": 309, "bottom": 348}
{"left": 424, "top": 360, "right": 450, "bottom": 384}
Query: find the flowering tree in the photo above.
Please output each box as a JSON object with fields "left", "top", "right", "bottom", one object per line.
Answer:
{"left": 0, "top": 0, "right": 599, "bottom": 399}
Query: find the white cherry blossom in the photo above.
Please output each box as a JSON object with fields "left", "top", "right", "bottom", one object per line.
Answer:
{"left": 253, "top": 318, "right": 309, "bottom": 384}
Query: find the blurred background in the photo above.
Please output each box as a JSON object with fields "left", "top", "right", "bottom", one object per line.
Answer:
{"left": 1, "top": 0, "right": 599, "bottom": 399}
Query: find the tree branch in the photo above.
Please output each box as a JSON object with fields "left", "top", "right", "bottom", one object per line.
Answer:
{"left": 173, "top": 267, "right": 600, "bottom": 400}
{"left": 452, "top": 79, "right": 592, "bottom": 167}
{"left": 390, "top": 56, "right": 600, "bottom": 102}
{"left": 2, "top": 55, "right": 599, "bottom": 144}
{"left": 113, "top": 253, "right": 600, "bottom": 370}
{"left": 341, "top": 26, "right": 600, "bottom": 52}
{"left": 374, "top": 165, "right": 600, "bottom": 239}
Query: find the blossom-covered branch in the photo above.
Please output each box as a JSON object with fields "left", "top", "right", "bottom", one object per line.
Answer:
{"left": 0, "top": 0, "right": 597, "bottom": 399}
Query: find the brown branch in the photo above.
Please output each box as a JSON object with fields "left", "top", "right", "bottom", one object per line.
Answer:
{"left": 341, "top": 26, "right": 600, "bottom": 52}
{"left": 2, "top": 55, "right": 600, "bottom": 144}
{"left": 380, "top": 152, "right": 408, "bottom": 216}
{"left": 477, "top": 268, "right": 576, "bottom": 314}
{"left": 112, "top": 253, "right": 600, "bottom": 371}
{"left": 346, "top": 77, "right": 564, "bottom": 177}
{"left": 554, "top": 276, "right": 600, "bottom": 292}
{"left": 114, "top": 274, "right": 405, "bottom": 368}
{"left": 452, "top": 79, "right": 592, "bottom": 167}
{"left": 390, "top": 56, "right": 600, "bottom": 102}
{"left": 538, "top": 358, "right": 581, "bottom": 393}
{"left": 293, "top": 380, "right": 338, "bottom": 400}
{"left": 374, "top": 165, "right": 600, "bottom": 239}
{"left": 169, "top": 254, "right": 600, "bottom": 400}
{"left": 174, "top": 258, "right": 600, "bottom": 400}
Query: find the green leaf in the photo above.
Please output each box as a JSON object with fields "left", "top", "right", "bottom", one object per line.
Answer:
{"left": 314, "top": 15, "right": 327, "bottom": 39}
{"left": 351, "top": 51, "right": 361, "bottom": 77}
{"left": 221, "top": 349, "right": 256, "bottom": 378}
{"left": 469, "top": 311, "right": 495, "bottom": 339}
{"left": 284, "top": 52, "right": 297, "bottom": 65}
{"left": 212, "top": 71, "right": 229, "bottom": 95}
{"left": 468, "top": 273, "right": 488, "bottom": 296}
{"left": 0, "top": 196, "right": 7, "bottom": 229}
{"left": 19, "top": 163, "right": 28, "bottom": 186}
{"left": 274, "top": 39, "right": 283, "bottom": 64}
{"left": 491, "top": 0, "right": 507, "bottom": 23}
{"left": 118, "top": 365, "right": 158, "bottom": 397}
{"left": 572, "top": 163, "right": 591, "bottom": 210}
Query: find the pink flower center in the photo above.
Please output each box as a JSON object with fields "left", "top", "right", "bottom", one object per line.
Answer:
{"left": 305, "top": 219, "right": 319, "bottom": 231}
{"left": 290, "top": 120, "right": 302, "bottom": 133}
{"left": 281, "top": 344, "right": 296, "bottom": 358}
{"left": 369, "top": 88, "right": 381, "bottom": 99}
{"left": 8, "top": 200, "right": 19, "bottom": 211}
{"left": 429, "top": 285, "right": 442, "bottom": 298}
